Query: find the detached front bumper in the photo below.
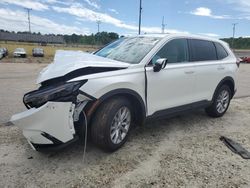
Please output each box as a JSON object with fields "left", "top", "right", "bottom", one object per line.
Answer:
{"left": 10, "top": 102, "right": 77, "bottom": 151}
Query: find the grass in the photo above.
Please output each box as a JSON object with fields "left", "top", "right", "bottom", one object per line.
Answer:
{"left": 0, "top": 41, "right": 100, "bottom": 57}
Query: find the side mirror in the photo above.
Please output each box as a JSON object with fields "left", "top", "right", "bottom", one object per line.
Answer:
{"left": 153, "top": 58, "right": 168, "bottom": 72}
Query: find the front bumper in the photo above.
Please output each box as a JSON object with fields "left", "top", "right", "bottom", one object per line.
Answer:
{"left": 13, "top": 53, "right": 26, "bottom": 57}
{"left": 10, "top": 102, "right": 76, "bottom": 151}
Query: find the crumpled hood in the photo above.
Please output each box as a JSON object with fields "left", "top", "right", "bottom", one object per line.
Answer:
{"left": 37, "top": 50, "right": 130, "bottom": 84}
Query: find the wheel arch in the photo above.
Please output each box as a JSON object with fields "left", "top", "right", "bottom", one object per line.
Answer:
{"left": 85, "top": 89, "right": 147, "bottom": 127}
{"left": 213, "top": 76, "right": 235, "bottom": 100}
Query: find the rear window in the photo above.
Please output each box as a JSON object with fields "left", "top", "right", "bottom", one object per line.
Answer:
{"left": 189, "top": 39, "right": 217, "bottom": 62}
{"left": 215, "top": 42, "right": 228, "bottom": 60}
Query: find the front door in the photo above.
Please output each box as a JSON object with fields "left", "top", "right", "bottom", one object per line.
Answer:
{"left": 146, "top": 38, "right": 196, "bottom": 116}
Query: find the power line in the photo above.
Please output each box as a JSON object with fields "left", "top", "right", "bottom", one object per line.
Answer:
{"left": 162, "top": 16, "right": 166, "bottom": 34}
{"left": 24, "top": 8, "right": 32, "bottom": 33}
{"left": 97, "top": 20, "right": 101, "bottom": 33}
{"left": 138, "top": 0, "right": 142, "bottom": 35}
{"left": 232, "top": 23, "right": 238, "bottom": 49}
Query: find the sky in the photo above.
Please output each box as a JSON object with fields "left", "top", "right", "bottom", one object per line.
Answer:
{"left": 0, "top": 0, "right": 250, "bottom": 38}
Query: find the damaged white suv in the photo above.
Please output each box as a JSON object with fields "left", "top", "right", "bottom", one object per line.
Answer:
{"left": 11, "top": 34, "right": 238, "bottom": 152}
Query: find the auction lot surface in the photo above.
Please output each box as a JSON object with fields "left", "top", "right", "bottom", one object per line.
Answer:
{"left": 0, "top": 63, "right": 250, "bottom": 187}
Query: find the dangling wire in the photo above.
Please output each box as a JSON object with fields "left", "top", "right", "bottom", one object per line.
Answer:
{"left": 82, "top": 111, "right": 88, "bottom": 163}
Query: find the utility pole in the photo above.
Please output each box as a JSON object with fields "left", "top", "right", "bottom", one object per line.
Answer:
{"left": 162, "top": 16, "right": 166, "bottom": 34}
{"left": 232, "top": 23, "right": 238, "bottom": 49}
{"left": 25, "top": 8, "right": 32, "bottom": 33}
{"left": 138, "top": 0, "right": 142, "bottom": 35}
{"left": 97, "top": 20, "right": 101, "bottom": 33}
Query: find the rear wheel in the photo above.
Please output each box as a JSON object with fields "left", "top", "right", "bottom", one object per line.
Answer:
{"left": 206, "top": 85, "right": 232, "bottom": 117}
{"left": 91, "top": 97, "right": 133, "bottom": 152}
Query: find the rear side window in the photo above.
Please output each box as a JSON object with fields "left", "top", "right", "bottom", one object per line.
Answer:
{"left": 152, "top": 38, "right": 189, "bottom": 64}
{"left": 189, "top": 39, "right": 217, "bottom": 62}
{"left": 215, "top": 42, "right": 228, "bottom": 60}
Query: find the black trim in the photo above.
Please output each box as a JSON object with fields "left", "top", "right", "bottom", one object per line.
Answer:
{"left": 41, "top": 67, "right": 127, "bottom": 87}
{"left": 144, "top": 67, "right": 148, "bottom": 112}
{"left": 95, "top": 89, "right": 147, "bottom": 126}
{"left": 41, "top": 132, "right": 63, "bottom": 145}
{"left": 79, "top": 90, "right": 97, "bottom": 101}
{"left": 147, "top": 100, "right": 212, "bottom": 120}
{"left": 84, "top": 89, "right": 146, "bottom": 121}
{"left": 213, "top": 77, "right": 235, "bottom": 99}
{"left": 32, "top": 136, "right": 79, "bottom": 151}
{"left": 23, "top": 80, "right": 87, "bottom": 109}
{"left": 213, "top": 42, "right": 219, "bottom": 60}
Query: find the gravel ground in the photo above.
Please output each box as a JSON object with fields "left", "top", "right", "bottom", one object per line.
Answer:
{"left": 0, "top": 62, "right": 250, "bottom": 187}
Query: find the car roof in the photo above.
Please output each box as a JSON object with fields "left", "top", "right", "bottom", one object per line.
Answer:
{"left": 127, "top": 33, "right": 226, "bottom": 45}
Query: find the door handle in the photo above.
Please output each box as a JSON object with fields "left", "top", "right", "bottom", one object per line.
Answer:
{"left": 185, "top": 71, "right": 194, "bottom": 74}
{"left": 217, "top": 66, "right": 225, "bottom": 70}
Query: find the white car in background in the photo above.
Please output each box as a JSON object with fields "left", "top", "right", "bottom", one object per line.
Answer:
{"left": 13, "top": 48, "right": 27, "bottom": 58}
{"left": 11, "top": 34, "right": 239, "bottom": 152}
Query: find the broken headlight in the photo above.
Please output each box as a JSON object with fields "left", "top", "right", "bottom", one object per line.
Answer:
{"left": 23, "top": 81, "right": 87, "bottom": 109}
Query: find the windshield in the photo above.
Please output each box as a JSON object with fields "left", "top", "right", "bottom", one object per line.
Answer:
{"left": 34, "top": 48, "right": 43, "bottom": 52}
{"left": 16, "top": 48, "right": 24, "bottom": 52}
{"left": 95, "top": 37, "right": 160, "bottom": 64}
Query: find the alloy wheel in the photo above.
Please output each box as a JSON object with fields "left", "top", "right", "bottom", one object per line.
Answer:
{"left": 110, "top": 107, "right": 131, "bottom": 144}
{"left": 216, "top": 90, "right": 230, "bottom": 114}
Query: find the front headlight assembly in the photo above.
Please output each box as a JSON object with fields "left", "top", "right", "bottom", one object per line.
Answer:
{"left": 23, "top": 80, "right": 87, "bottom": 109}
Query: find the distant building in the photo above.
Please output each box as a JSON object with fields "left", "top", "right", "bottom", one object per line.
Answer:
{"left": 0, "top": 31, "right": 65, "bottom": 44}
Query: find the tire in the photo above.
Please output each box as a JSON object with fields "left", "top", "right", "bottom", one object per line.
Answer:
{"left": 206, "top": 85, "right": 232, "bottom": 117}
{"left": 91, "top": 97, "right": 133, "bottom": 152}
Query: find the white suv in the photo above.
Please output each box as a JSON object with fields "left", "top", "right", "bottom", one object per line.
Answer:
{"left": 11, "top": 34, "right": 239, "bottom": 152}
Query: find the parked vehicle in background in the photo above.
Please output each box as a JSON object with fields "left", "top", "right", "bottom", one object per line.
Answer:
{"left": 11, "top": 34, "right": 238, "bottom": 152}
{"left": 240, "top": 57, "right": 250, "bottom": 63}
{"left": 0, "top": 51, "right": 3, "bottom": 60}
{"left": 32, "top": 48, "right": 44, "bottom": 57}
{"left": 0, "top": 47, "right": 8, "bottom": 57}
{"left": 13, "top": 48, "right": 27, "bottom": 58}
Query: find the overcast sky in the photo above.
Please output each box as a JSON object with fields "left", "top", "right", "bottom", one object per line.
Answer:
{"left": 0, "top": 0, "right": 250, "bottom": 38}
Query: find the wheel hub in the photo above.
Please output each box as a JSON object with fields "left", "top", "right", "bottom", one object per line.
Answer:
{"left": 216, "top": 90, "right": 230, "bottom": 114}
{"left": 110, "top": 107, "right": 131, "bottom": 145}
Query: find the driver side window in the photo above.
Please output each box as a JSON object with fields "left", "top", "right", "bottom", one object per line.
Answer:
{"left": 152, "top": 38, "right": 189, "bottom": 65}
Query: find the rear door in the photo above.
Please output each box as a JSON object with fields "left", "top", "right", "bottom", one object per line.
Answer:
{"left": 189, "top": 39, "right": 228, "bottom": 101}
{"left": 146, "top": 38, "right": 196, "bottom": 116}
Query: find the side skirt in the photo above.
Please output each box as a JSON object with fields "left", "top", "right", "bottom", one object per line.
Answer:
{"left": 146, "top": 100, "right": 212, "bottom": 122}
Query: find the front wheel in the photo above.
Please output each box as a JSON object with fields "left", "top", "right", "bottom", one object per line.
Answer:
{"left": 206, "top": 85, "right": 232, "bottom": 117}
{"left": 91, "top": 97, "right": 133, "bottom": 152}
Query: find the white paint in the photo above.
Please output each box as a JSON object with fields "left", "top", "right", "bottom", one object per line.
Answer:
{"left": 10, "top": 102, "right": 75, "bottom": 149}
{"left": 11, "top": 34, "right": 238, "bottom": 148}
{"left": 37, "top": 50, "right": 130, "bottom": 84}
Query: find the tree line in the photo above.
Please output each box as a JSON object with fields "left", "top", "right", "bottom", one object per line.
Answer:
{"left": 0, "top": 30, "right": 119, "bottom": 45}
{"left": 221, "top": 37, "right": 250, "bottom": 49}
{"left": 1, "top": 30, "right": 250, "bottom": 48}
{"left": 63, "top": 32, "right": 119, "bottom": 45}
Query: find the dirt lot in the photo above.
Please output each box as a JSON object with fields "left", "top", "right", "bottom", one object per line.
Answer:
{"left": 0, "top": 62, "right": 250, "bottom": 187}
